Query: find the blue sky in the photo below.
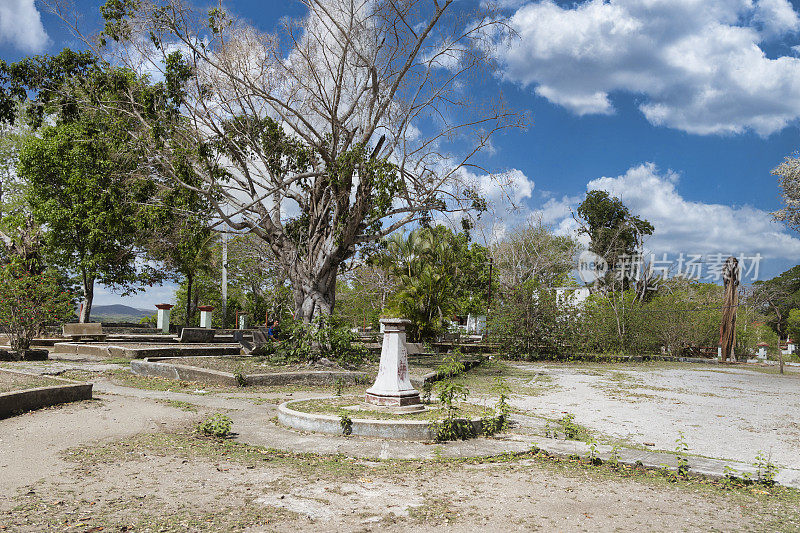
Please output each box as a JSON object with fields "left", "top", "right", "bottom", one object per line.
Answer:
{"left": 2, "top": 0, "right": 800, "bottom": 308}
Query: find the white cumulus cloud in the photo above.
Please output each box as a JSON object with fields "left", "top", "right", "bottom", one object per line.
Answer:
{"left": 585, "top": 162, "right": 800, "bottom": 260}
{"left": 491, "top": 0, "right": 800, "bottom": 135}
{"left": 0, "top": 0, "right": 49, "bottom": 53}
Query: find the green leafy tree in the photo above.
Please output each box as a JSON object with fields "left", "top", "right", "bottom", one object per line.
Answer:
{"left": 2, "top": 50, "right": 199, "bottom": 322}
{"left": 140, "top": 183, "right": 215, "bottom": 326}
{"left": 787, "top": 309, "right": 800, "bottom": 343}
{"left": 576, "top": 190, "right": 654, "bottom": 290}
{"left": 752, "top": 265, "right": 800, "bottom": 336}
{"left": 171, "top": 233, "right": 292, "bottom": 328}
{"left": 334, "top": 263, "right": 397, "bottom": 331}
{"left": 18, "top": 121, "right": 150, "bottom": 322}
{"left": 641, "top": 279, "right": 723, "bottom": 355}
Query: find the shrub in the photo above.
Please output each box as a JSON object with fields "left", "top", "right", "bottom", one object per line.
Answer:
{"left": 339, "top": 411, "right": 353, "bottom": 435}
{"left": 197, "top": 413, "right": 233, "bottom": 438}
{"left": 278, "top": 315, "right": 367, "bottom": 367}
{"left": 488, "top": 281, "right": 580, "bottom": 358}
{"left": 0, "top": 265, "right": 72, "bottom": 353}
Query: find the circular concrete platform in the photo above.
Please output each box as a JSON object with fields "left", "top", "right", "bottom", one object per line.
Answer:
{"left": 277, "top": 398, "right": 484, "bottom": 441}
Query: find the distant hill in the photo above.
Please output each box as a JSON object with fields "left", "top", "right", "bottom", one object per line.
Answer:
{"left": 90, "top": 305, "right": 155, "bottom": 322}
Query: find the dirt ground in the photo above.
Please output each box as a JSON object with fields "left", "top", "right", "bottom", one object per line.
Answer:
{"left": 503, "top": 362, "right": 800, "bottom": 470}
{"left": 0, "top": 383, "right": 798, "bottom": 531}
{"left": 2, "top": 358, "right": 800, "bottom": 531}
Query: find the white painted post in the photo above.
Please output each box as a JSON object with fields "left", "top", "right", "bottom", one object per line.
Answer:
{"left": 155, "top": 304, "right": 173, "bottom": 334}
{"left": 717, "top": 345, "right": 722, "bottom": 360}
{"left": 199, "top": 306, "right": 214, "bottom": 329}
{"left": 365, "top": 318, "right": 421, "bottom": 407}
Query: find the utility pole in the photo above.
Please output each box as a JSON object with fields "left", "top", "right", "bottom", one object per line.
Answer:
{"left": 487, "top": 257, "right": 493, "bottom": 313}
{"left": 221, "top": 232, "right": 228, "bottom": 329}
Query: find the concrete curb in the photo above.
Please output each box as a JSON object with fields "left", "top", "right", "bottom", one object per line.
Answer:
{"left": 54, "top": 343, "right": 242, "bottom": 359}
{"left": 0, "top": 369, "right": 93, "bottom": 418}
{"left": 130, "top": 357, "right": 370, "bottom": 387}
{"left": 513, "top": 435, "right": 800, "bottom": 489}
{"left": 525, "top": 354, "right": 720, "bottom": 364}
{"left": 277, "top": 398, "right": 483, "bottom": 440}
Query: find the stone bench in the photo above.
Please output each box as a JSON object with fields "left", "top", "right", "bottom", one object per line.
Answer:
{"left": 177, "top": 327, "right": 216, "bottom": 343}
{"left": 62, "top": 323, "right": 107, "bottom": 342}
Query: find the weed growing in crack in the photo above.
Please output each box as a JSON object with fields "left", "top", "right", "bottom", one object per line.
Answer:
{"left": 754, "top": 450, "right": 778, "bottom": 486}
{"left": 675, "top": 431, "right": 690, "bottom": 479}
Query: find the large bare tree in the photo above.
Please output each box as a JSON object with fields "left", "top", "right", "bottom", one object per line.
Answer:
{"left": 54, "top": 0, "right": 521, "bottom": 322}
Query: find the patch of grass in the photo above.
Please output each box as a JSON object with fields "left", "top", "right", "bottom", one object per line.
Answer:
{"left": 0, "top": 372, "right": 64, "bottom": 393}
{"left": 7, "top": 487, "right": 295, "bottom": 532}
{"left": 518, "top": 447, "right": 800, "bottom": 531}
{"left": 101, "top": 357, "right": 134, "bottom": 365}
{"left": 407, "top": 494, "right": 459, "bottom": 523}
{"left": 158, "top": 399, "right": 199, "bottom": 412}
{"left": 450, "top": 360, "right": 560, "bottom": 398}
{"left": 106, "top": 369, "right": 228, "bottom": 393}
{"left": 289, "top": 395, "right": 489, "bottom": 421}
{"left": 166, "top": 355, "right": 377, "bottom": 375}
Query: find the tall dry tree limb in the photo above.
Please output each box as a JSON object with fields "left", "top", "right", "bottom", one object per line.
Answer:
{"left": 47, "top": 0, "right": 523, "bottom": 322}
{"left": 718, "top": 256, "right": 739, "bottom": 362}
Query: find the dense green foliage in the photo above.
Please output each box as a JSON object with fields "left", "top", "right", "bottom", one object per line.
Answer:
{"left": 251, "top": 315, "right": 369, "bottom": 368}
{"left": 171, "top": 233, "right": 292, "bottom": 328}
{"left": 752, "top": 265, "right": 800, "bottom": 336}
{"left": 788, "top": 309, "right": 800, "bottom": 343}
{"left": 197, "top": 413, "right": 233, "bottom": 439}
{"left": 18, "top": 121, "right": 151, "bottom": 320}
{"left": 374, "top": 225, "right": 489, "bottom": 341}
{"left": 0, "top": 50, "right": 199, "bottom": 320}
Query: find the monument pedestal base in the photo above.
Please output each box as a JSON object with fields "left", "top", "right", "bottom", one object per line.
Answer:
{"left": 364, "top": 390, "right": 422, "bottom": 407}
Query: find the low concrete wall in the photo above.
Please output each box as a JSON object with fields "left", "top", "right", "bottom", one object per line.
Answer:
{"left": 409, "top": 356, "right": 486, "bottom": 388}
{"left": 278, "top": 399, "right": 483, "bottom": 441}
{"left": 130, "top": 358, "right": 370, "bottom": 387}
{"left": 131, "top": 358, "right": 236, "bottom": 385}
{"left": 54, "top": 343, "right": 242, "bottom": 359}
{"left": 0, "top": 371, "right": 92, "bottom": 418}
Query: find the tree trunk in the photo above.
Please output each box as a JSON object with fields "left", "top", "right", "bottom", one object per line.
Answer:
{"left": 719, "top": 257, "right": 739, "bottom": 362}
{"left": 185, "top": 272, "right": 194, "bottom": 327}
{"left": 79, "top": 271, "right": 94, "bottom": 323}
{"left": 290, "top": 269, "right": 337, "bottom": 324}
{"left": 776, "top": 319, "right": 785, "bottom": 375}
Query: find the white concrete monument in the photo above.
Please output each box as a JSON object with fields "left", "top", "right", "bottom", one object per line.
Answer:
{"left": 199, "top": 306, "right": 214, "bottom": 329}
{"left": 238, "top": 313, "right": 248, "bottom": 330}
{"left": 365, "top": 318, "right": 421, "bottom": 407}
{"left": 757, "top": 342, "right": 768, "bottom": 360}
{"left": 155, "top": 303, "right": 173, "bottom": 334}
